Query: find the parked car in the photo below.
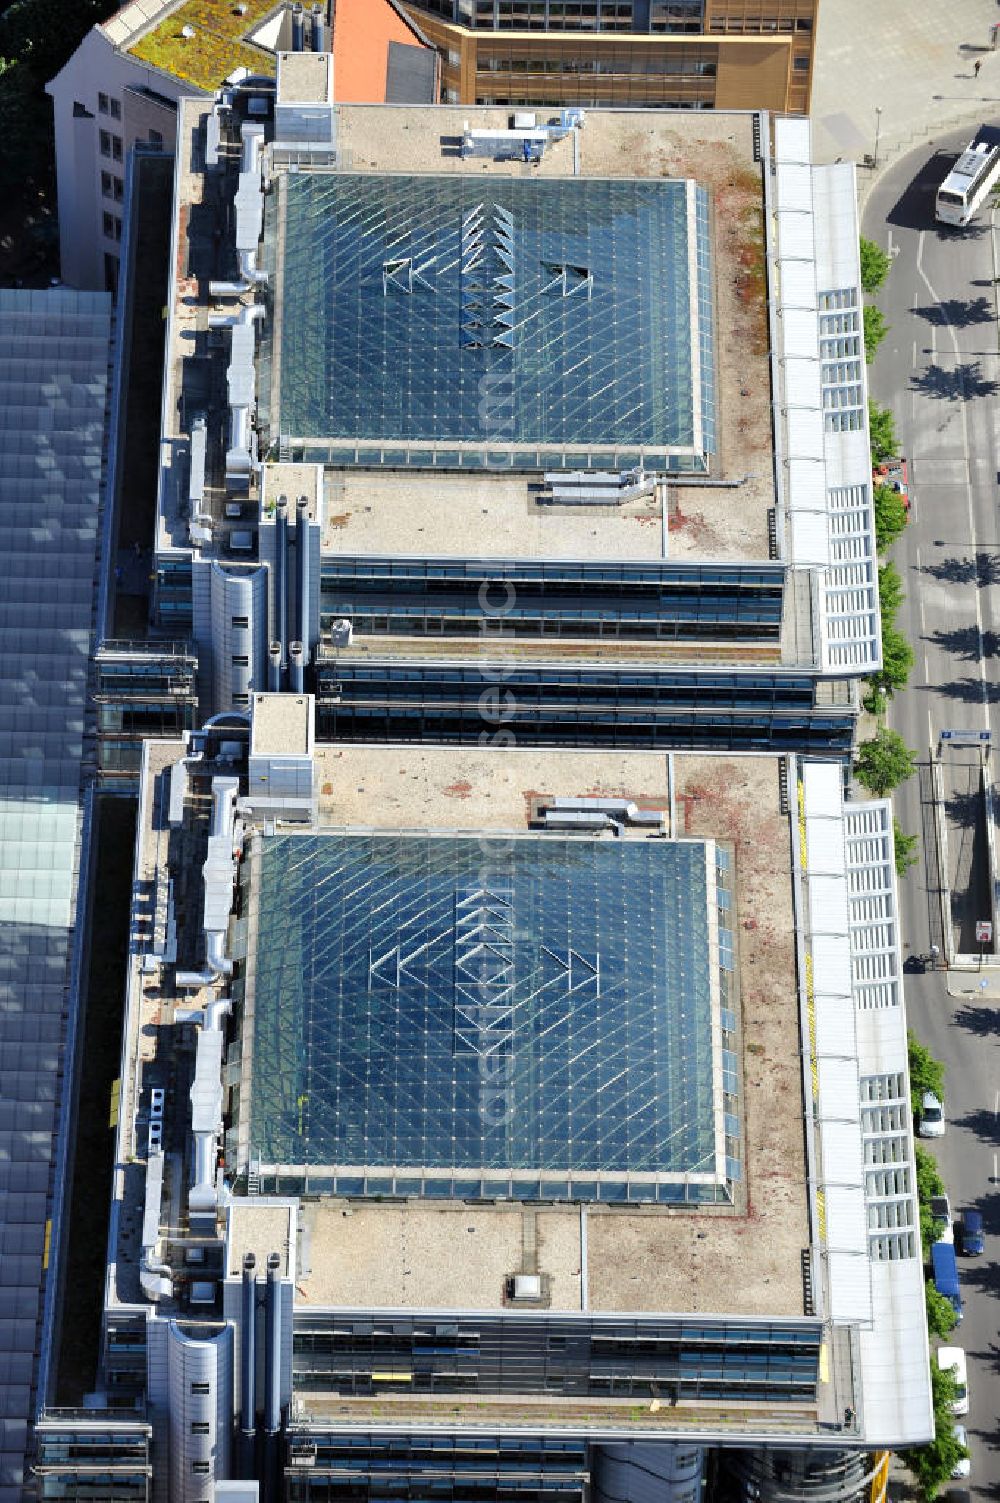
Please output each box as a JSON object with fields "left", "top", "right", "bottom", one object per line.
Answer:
{"left": 950, "top": 1426, "right": 971, "bottom": 1479}
{"left": 931, "top": 1193, "right": 953, "bottom": 1243}
{"left": 937, "top": 1347, "right": 969, "bottom": 1415}
{"left": 957, "top": 1209, "right": 984, "bottom": 1256}
{"left": 919, "top": 1091, "right": 946, "bottom": 1138}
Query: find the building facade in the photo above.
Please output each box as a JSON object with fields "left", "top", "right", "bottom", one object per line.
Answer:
{"left": 402, "top": 0, "right": 816, "bottom": 112}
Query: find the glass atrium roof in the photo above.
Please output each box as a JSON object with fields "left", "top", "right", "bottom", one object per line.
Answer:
{"left": 246, "top": 832, "right": 725, "bottom": 1198}
{"left": 272, "top": 173, "right": 715, "bottom": 471}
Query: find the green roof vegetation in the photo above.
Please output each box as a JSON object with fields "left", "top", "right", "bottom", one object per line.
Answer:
{"left": 128, "top": 0, "right": 276, "bottom": 92}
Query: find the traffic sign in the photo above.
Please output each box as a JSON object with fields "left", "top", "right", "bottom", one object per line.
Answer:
{"left": 941, "top": 730, "right": 991, "bottom": 744}
{"left": 976, "top": 920, "right": 993, "bottom": 944}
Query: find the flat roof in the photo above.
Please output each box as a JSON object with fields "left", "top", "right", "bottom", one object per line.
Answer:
{"left": 251, "top": 692, "right": 312, "bottom": 757}
{"left": 238, "top": 745, "right": 807, "bottom": 1318}
{"left": 276, "top": 51, "right": 331, "bottom": 105}
{"left": 270, "top": 172, "right": 715, "bottom": 471}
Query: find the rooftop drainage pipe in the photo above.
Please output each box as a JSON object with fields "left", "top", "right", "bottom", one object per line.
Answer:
{"left": 241, "top": 1253, "right": 257, "bottom": 1476}
{"left": 275, "top": 496, "right": 289, "bottom": 680}
{"left": 296, "top": 494, "right": 310, "bottom": 673}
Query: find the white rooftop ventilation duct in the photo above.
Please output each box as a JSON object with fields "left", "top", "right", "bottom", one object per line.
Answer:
{"left": 175, "top": 778, "right": 241, "bottom": 988}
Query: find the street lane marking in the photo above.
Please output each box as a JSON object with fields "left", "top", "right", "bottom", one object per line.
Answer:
{"left": 916, "top": 231, "right": 990, "bottom": 731}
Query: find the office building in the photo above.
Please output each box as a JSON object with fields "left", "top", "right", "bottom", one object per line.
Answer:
{"left": 23, "top": 59, "right": 931, "bottom": 1503}
{"left": 402, "top": 0, "right": 816, "bottom": 113}
{"left": 98, "top": 92, "right": 879, "bottom": 775}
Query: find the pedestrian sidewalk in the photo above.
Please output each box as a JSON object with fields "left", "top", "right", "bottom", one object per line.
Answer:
{"left": 811, "top": 0, "right": 1000, "bottom": 182}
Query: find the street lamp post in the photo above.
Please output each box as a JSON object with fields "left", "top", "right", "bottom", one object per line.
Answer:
{"left": 873, "top": 106, "right": 883, "bottom": 169}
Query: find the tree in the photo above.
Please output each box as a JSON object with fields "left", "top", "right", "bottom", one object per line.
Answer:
{"left": 925, "top": 1281, "right": 958, "bottom": 1339}
{"left": 855, "top": 727, "right": 916, "bottom": 796}
{"left": 915, "top": 1145, "right": 945, "bottom": 1249}
{"left": 893, "top": 818, "right": 918, "bottom": 877}
{"left": 874, "top": 482, "right": 908, "bottom": 552}
{"left": 869, "top": 400, "right": 899, "bottom": 465}
{"left": 863, "top": 303, "right": 889, "bottom": 363}
{"left": 902, "top": 1362, "right": 968, "bottom": 1502}
{"left": 909, "top": 1031, "right": 946, "bottom": 1118}
{"left": 878, "top": 561, "right": 904, "bottom": 623}
{"left": 869, "top": 624, "right": 915, "bottom": 697}
{"left": 860, "top": 236, "right": 892, "bottom": 294}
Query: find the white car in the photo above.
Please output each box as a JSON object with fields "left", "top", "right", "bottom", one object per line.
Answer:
{"left": 937, "top": 1347, "right": 969, "bottom": 1415}
{"left": 919, "top": 1091, "right": 946, "bottom": 1138}
{"left": 950, "top": 1425, "right": 971, "bottom": 1479}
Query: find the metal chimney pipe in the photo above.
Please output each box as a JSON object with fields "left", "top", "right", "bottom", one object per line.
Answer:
{"left": 311, "top": 4, "right": 325, "bottom": 50}
{"left": 291, "top": 1, "right": 304, "bottom": 50}
{"left": 296, "top": 495, "right": 311, "bottom": 669}
{"left": 240, "top": 1254, "right": 257, "bottom": 1475}
{"left": 264, "top": 1251, "right": 282, "bottom": 1434}
{"left": 289, "top": 642, "right": 304, "bottom": 695}
{"left": 275, "top": 496, "right": 288, "bottom": 679}
{"left": 268, "top": 641, "right": 281, "bottom": 693}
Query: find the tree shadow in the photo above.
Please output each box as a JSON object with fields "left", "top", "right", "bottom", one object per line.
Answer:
{"left": 921, "top": 553, "right": 1000, "bottom": 586}
{"left": 951, "top": 1106, "right": 1000, "bottom": 1143}
{"left": 944, "top": 787, "right": 984, "bottom": 827}
{"left": 910, "top": 362, "right": 999, "bottom": 401}
{"left": 934, "top": 677, "right": 1000, "bottom": 702}
{"left": 951, "top": 1003, "right": 1000, "bottom": 1037}
{"left": 924, "top": 626, "right": 992, "bottom": 660}
{"left": 921, "top": 556, "right": 979, "bottom": 585}
{"left": 912, "top": 296, "right": 994, "bottom": 327}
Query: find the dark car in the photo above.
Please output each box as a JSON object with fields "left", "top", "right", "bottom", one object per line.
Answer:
{"left": 958, "top": 1210, "right": 984, "bottom": 1256}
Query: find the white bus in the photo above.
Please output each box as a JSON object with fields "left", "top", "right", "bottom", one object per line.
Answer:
{"left": 936, "top": 125, "right": 1000, "bottom": 226}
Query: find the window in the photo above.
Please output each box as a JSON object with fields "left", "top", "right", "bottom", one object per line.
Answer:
{"left": 114, "top": 175, "right": 124, "bottom": 201}
{"left": 231, "top": 615, "right": 249, "bottom": 629}
{"left": 98, "top": 92, "right": 110, "bottom": 114}
{"left": 191, "top": 1422, "right": 210, "bottom": 1435}
{"left": 192, "top": 1462, "right": 210, "bottom": 1475}
{"left": 100, "top": 130, "right": 112, "bottom": 158}
{"left": 190, "top": 1382, "right": 210, "bottom": 1395}
{"left": 103, "top": 211, "right": 116, "bottom": 239}
{"left": 110, "top": 97, "right": 121, "bottom": 119}
{"left": 149, "top": 128, "right": 163, "bottom": 149}
{"left": 112, "top": 134, "right": 123, "bottom": 162}
{"left": 793, "top": 55, "right": 810, "bottom": 71}
{"left": 233, "top": 692, "right": 250, "bottom": 707}
{"left": 101, "top": 171, "right": 114, "bottom": 198}
{"left": 232, "top": 655, "right": 249, "bottom": 667}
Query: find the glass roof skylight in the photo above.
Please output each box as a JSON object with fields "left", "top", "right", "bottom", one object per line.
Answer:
{"left": 271, "top": 173, "right": 716, "bottom": 472}
{"left": 245, "top": 832, "right": 731, "bottom": 1201}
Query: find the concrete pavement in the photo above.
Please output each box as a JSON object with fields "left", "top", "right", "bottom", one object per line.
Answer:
{"left": 811, "top": 0, "right": 1000, "bottom": 183}
{"left": 863, "top": 138, "right": 1000, "bottom": 1501}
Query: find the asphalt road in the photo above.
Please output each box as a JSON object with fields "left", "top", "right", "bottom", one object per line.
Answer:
{"left": 864, "top": 133, "right": 1000, "bottom": 1495}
